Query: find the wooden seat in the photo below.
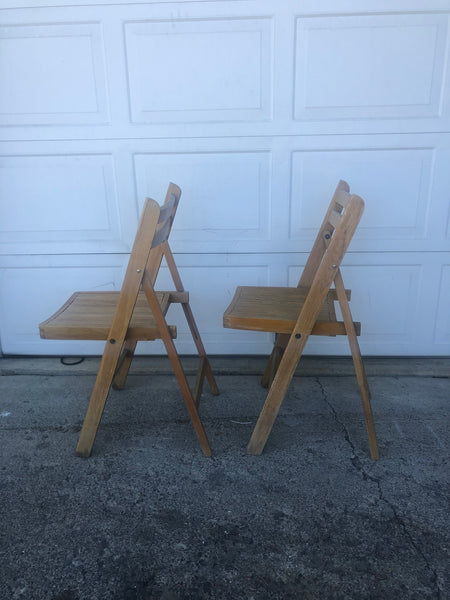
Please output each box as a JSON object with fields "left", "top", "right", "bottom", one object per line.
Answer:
{"left": 223, "top": 180, "right": 379, "bottom": 459}
{"left": 224, "top": 287, "right": 358, "bottom": 336}
{"left": 40, "top": 291, "right": 177, "bottom": 340}
{"left": 39, "top": 183, "right": 219, "bottom": 457}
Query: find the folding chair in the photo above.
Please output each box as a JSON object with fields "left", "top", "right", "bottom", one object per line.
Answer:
{"left": 40, "top": 183, "right": 219, "bottom": 457}
{"left": 223, "top": 180, "right": 378, "bottom": 459}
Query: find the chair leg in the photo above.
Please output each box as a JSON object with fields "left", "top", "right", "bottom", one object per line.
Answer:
{"left": 142, "top": 277, "right": 212, "bottom": 456}
{"left": 160, "top": 335, "right": 212, "bottom": 457}
{"left": 247, "top": 331, "right": 308, "bottom": 455}
{"left": 76, "top": 342, "right": 122, "bottom": 458}
{"left": 261, "top": 334, "right": 289, "bottom": 388}
{"left": 163, "top": 244, "right": 219, "bottom": 397}
{"left": 193, "top": 356, "right": 207, "bottom": 408}
{"left": 112, "top": 338, "right": 138, "bottom": 390}
{"left": 334, "top": 271, "right": 379, "bottom": 460}
{"left": 261, "top": 346, "right": 280, "bottom": 389}
{"left": 346, "top": 333, "right": 379, "bottom": 460}
{"left": 181, "top": 302, "right": 219, "bottom": 396}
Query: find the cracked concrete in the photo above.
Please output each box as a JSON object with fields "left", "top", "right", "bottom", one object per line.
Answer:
{"left": 320, "top": 378, "right": 443, "bottom": 600}
{"left": 0, "top": 357, "right": 449, "bottom": 600}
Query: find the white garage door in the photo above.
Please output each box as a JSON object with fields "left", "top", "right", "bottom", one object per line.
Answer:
{"left": 1, "top": 0, "right": 449, "bottom": 356}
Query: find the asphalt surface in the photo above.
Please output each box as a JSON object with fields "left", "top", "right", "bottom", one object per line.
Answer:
{"left": 1, "top": 357, "right": 449, "bottom": 600}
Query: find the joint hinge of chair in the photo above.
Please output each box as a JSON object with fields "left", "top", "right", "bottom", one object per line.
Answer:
{"left": 168, "top": 291, "right": 189, "bottom": 304}
{"left": 328, "top": 289, "right": 351, "bottom": 301}
{"left": 193, "top": 356, "right": 207, "bottom": 408}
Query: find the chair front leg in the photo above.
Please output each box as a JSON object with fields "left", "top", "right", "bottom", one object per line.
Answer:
{"left": 75, "top": 341, "right": 123, "bottom": 457}
{"left": 248, "top": 331, "right": 308, "bottom": 455}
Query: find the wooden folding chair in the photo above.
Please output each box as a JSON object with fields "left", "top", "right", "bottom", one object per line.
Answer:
{"left": 40, "top": 183, "right": 219, "bottom": 457}
{"left": 223, "top": 180, "right": 378, "bottom": 459}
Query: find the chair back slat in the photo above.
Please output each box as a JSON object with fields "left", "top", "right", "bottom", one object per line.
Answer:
{"left": 148, "top": 186, "right": 179, "bottom": 247}
{"left": 145, "top": 183, "right": 182, "bottom": 284}
{"left": 335, "top": 188, "right": 351, "bottom": 208}
{"left": 158, "top": 192, "right": 177, "bottom": 223}
{"left": 151, "top": 217, "right": 172, "bottom": 248}
{"left": 327, "top": 209, "right": 342, "bottom": 229}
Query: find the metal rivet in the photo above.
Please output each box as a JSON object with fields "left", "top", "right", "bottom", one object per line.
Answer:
{"left": 137, "top": 269, "right": 141, "bottom": 273}
{"left": 110, "top": 339, "right": 116, "bottom": 344}
{"left": 324, "top": 233, "right": 331, "bottom": 240}
{"left": 295, "top": 333, "right": 301, "bottom": 339}
{"left": 332, "top": 265, "right": 337, "bottom": 269}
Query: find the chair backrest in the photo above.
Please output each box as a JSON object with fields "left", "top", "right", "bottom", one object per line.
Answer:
{"left": 105, "top": 183, "right": 181, "bottom": 345}
{"left": 298, "top": 180, "right": 363, "bottom": 289}
{"left": 292, "top": 180, "right": 364, "bottom": 335}
{"left": 145, "top": 182, "right": 181, "bottom": 285}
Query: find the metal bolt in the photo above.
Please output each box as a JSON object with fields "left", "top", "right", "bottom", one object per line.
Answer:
{"left": 137, "top": 269, "right": 141, "bottom": 273}
{"left": 332, "top": 264, "right": 337, "bottom": 269}
{"left": 295, "top": 333, "right": 301, "bottom": 339}
{"left": 110, "top": 339, "right": 116, "bottom": 344}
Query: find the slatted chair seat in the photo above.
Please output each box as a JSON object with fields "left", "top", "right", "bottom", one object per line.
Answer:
{"left": 39, "top": 183, "right": 219, "bottom": 458}
{"left": 223, "top": 180, "right": 379, "bottom": 459}
{"left": 224, "top": 286, "right": 359, "bottom": 336}
{"left": 40, "top": 290, "right": 177, "bottom": 340}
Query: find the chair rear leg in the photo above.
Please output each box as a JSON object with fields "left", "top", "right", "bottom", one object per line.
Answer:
{"left": 112, "top": 338, "right": 138, "bottom": 390}
{"left": 161, "top": 334, "right": 212, "bottom": 457}
{"left": 76, "top": 342, "right": 122, "bottom": 457}
{"left": 163, "top": 244, "right": 219, "bottom": 397}
{"left": 261, "top": 334, "right": 289, "bottom": 388}
{"left": 349, "top": 338, "right": 379, "bottom": 460}
{"left": 335, "top": 271, "right": 379, "bottom": 460}
{"left": 181, "top": 302, "right": 219, "bottom": 396}
{"left": 142, "top": 276, "right": 212, "bottom": 456}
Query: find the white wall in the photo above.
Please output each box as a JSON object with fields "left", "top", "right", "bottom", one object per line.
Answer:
{"left": 1, "top": 0, "right": 449, "bottom": 356}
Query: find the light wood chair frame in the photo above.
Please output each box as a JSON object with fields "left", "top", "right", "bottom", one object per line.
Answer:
{"left": 40, "top": 184, "right": 219, "bottom": 457}
{"left": 223, "top": 181, "right": 379, "bottom": 459}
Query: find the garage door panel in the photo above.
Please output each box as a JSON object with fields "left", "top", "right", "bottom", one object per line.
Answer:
{"left": 0, "top": 153, "right": 124, "bottom": 254}
{"left": 125, "top": 18, "right": 273, "bottom": 124}
{"left": 0, "top": 22, "right": 108, "bottom": 126}
{"left": 134, "top": 150, "right": 272, "bottom": 244}
{"left": 290, "top": 147, "right": 434, "bottom": 243}
{"left": 294, "top": 13, "right": 448, "bottom": 121}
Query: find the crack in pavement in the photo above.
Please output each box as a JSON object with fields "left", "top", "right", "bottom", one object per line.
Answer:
{"left": 316, "top": 376, "right": 443, "bottom": 600}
